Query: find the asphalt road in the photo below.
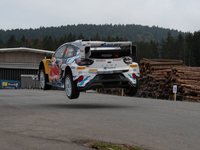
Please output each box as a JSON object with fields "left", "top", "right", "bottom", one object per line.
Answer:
{"left": 0, "top": 89, "right": 200, "bottom": 150}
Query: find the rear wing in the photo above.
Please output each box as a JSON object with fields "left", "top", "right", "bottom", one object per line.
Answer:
{"left": 82, "top": 41, "right": 132, "bottom": 47}
{"left": 79, "top": 41, "right": 136, "bottom": 59}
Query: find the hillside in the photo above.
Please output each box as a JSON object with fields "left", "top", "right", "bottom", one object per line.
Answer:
{"left": 0, "top": 24, "right": 185, "bottom": 42}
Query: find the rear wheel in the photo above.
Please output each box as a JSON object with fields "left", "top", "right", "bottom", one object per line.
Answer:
{"left": 65, "top": 74, "right": 80, "bottom": 99}
{"left": 39, "top": 69, "right": 51, "bottom": 90}
{"left": 124, "top": 77, "right": 138, "bottom": 96}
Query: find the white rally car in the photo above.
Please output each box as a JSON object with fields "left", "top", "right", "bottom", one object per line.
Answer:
{"left": 39, "top": 40, "right": 140, "bottom": 99}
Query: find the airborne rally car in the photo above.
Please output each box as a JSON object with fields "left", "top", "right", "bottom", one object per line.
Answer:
{"left": 39, "top": 40, "right": 140, "bottom": 99}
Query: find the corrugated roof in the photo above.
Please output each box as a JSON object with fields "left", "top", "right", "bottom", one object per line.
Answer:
{"left": 0, "top": 62, "right": 39, "bottom": 70}
{"left": 0, "top": 47, "right": 55, "bottom": 55}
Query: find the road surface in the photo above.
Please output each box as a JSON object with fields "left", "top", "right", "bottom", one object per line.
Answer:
{"left": 0, "top": 89, "right": 200, "bottom": 150}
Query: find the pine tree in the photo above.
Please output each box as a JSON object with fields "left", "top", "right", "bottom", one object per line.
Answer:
{"left": 77, "top": 33, "right": 84, "bottom": 40}
{"left": 162, "top": 31, "right": 175, "bottom": 59}
{"left": 20, "top": 35, "right": 29, "bottom": 47}
{"left": 0, "top": 39, "right": 4, "bottom": 48}
{"left": 175, "top": 33, "right": 185, "bottom": 61}
{"left": 6, "top": 34, "right": 19, "bottom": 48}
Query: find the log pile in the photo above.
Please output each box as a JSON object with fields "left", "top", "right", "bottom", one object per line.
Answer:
{"left": 139, "top": 58, "right": 186, "bottom": 100}
{"left": 171, "top": 67, "right": 200, "bottom": 101}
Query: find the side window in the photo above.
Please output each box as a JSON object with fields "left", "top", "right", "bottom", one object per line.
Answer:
{"left": 54, "top": 46, "right": 66, "bottom": 58}
{"left": 64, "top": 46, "right": 75, "bottom": 58}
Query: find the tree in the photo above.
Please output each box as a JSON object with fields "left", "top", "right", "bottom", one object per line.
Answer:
{"left": 93, "top": 33, "right": 100, "bottom": 41}
{"left": 6, "top": 34, "right": 18, "bottom": 48}
{"left": 68, "top": 32, "right": 73, "bottom": 41}
{"left": 77, "top": 33, "right": 84, "bottom": 40}
{"left": 185, "top": 33, "right": 195, "bottom": 66}
{"left": 149, "top": 40, "right": 159, "bottom": 59}
{"left": 42, "top": 35, "right": 54, "bottom": 51}
{"left": 20, "top": 35, "right": 29, "bottom": 47}
{"left": 175, "top": 33, "right": 185, "bottom": 61}
{"left": 192, "top": 31, "right": 200, "bottom": 66}
{"left": 0, "top": 39, "right": 4, "bottom": 48}
{"left": 161, "top": 31, "right": 175, "bottom": 59}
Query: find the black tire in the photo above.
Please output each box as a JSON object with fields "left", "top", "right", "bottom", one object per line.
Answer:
{"left": 124, "top": 77, "right": 138, "bottom": 96}
{"left": 64, "top": 74, "right": 80, "bottom": 99}
{"left": 39, "top": 69, "right": 51, "bottom": 90}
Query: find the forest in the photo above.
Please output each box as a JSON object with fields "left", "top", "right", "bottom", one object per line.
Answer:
{"left": 0, "top": 24, "right": 200, "bottom": 67}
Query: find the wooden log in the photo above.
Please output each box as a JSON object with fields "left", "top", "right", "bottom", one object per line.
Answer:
{"left": 176, "top": 71, "right": 200, "bottom": 75}
{"left": 173, "top": 67, "right": 200, "bottom": 71}
{"left": 142, "top": 59, "right": 184, "bottom": 62}
{"left": 152, "top": 65, "right": 186, "bottom": 70}
{"left": 178, "top": 81, "right": 200, "bottom": 86}
{"left": 186, "top": 95, "right": 200, "bottom": 101}
{"left": 153, "top": 69, "right": 172, "bottom": 73}
{"left": 178, "top": 79, "right": 200, "bottom": 83}
{"left": 181, "top": 84, "right": 200, "bottom": 91}
{"left": 183, "top": 87, "right": 200, "bottom": 94}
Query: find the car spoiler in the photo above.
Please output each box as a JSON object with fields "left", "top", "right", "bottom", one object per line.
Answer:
{"left": 80, "top": 41, "right": 136, "bottom": 59}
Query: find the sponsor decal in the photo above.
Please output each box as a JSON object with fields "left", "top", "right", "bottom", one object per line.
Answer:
{"left": 71, "top": 66, "right": 75, "bottom": 69}
{"left": 67, "top": 53, "right": 80, "bottom": 63}
{"left": 101, "top": 43, "right": 122, "bottom": 47}
{"left": 61, "top": 64, "right": 66, "bottom": 69}
{"left": 130, "top": 64, "right": 138, "bottom": 68}
{"left": 104, "top": 67, "right": 116, "bottom": 70}
{"left": 77, "top": 67, "right": 86, "bottom": 70}
{"left": 113, "top": 59, "right": 121, "bottom": 61}
{"left": 89, "top": 69, "right": 98, "bottom": 71}
{"left": 128, "top": 74, "right": 136, "bottom": 83}
{"left": 96, "top": 60, "right": 106, "bottom": 62}
{"left": 49, "top": 60, "right": 62, "bottom": 82}
{"left": 77, "top": 76, "right": 90, "bottom": 87}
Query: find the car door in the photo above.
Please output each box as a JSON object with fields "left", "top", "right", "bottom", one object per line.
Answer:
{"left": 49, "top": 45, "right": 66, "bottom": 84}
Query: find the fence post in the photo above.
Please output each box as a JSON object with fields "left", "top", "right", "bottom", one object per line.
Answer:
{"left": 174, "top": 93, "right": 176, "bottom": 101}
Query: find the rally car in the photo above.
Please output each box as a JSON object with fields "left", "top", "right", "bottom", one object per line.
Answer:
{"left": 38, "top": 40, "right": 140, "bottom": 99}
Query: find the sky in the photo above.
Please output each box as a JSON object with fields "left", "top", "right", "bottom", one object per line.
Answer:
{"left": 1, "top": 0, "right": 200, "bottom": 33}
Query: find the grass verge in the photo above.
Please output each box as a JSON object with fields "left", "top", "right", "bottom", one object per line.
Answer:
{"left": 87, "top": 140, "right": 143, "bottom": 150}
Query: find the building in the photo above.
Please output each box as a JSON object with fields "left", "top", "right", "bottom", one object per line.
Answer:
{"left": 0, "top": 47, "right": 54, "bottom": 89}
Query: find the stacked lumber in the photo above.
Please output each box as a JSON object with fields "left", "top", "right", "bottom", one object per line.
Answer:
{"left": 139, "top": 58, "right": 185, "bottom": 99}
{"left": 171, "top": 67, "right": 200, "bottom": 101}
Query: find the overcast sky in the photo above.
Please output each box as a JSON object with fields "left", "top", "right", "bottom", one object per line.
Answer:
{"left": 1, "top": 0, "right": 200, "bottom": 33}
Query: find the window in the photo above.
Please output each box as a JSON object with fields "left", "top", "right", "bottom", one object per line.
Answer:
{"left": 64, "top": 46, "right": 75, "bottom": 58}
{"left": 54, "top": 46, "right": 66, "bottom": 58}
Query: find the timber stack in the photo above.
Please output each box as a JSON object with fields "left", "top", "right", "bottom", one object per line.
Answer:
{"left": 171, "top": 67, "right": 200, "bottom": 101}
{"left": 139, "top": 58, "right": 186, "bottom": 100}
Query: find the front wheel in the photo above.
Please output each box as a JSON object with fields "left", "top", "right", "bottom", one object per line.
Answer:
{"left": 65, "top": 74, "right": 80, "bottom": 99}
